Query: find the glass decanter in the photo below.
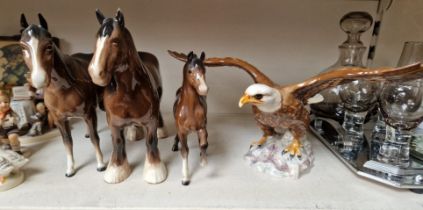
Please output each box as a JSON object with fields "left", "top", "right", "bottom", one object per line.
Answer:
{"left": 311, "top": 11, "right": 373, "bottom": 130}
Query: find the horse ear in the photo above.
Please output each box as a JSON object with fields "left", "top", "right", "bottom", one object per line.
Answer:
{"left": 187, "top": 51, "right": 194, "bottom": 60}
{"left": 116, "top": 9, "right": 125, "bottom": 27}
{"left": 200, "top": 52, "right": 206, "bottom": 61}
{"left": 20, "top": 13, "right": 29, "bottom": 29}
{"left": 96, "top": 9, "right": 105, "bottom": 24}
{"left": 38, "top": 13, "right": 48, "bottom": 30}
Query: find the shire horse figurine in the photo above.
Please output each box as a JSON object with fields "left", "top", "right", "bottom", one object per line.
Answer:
{"left": 20, "top": 14, "right": 106, "bottom": 177}
{"left": 171, "top": 51, "right": 209, "bottom": 185}
{"left": 88, "top": 9, "right": 167, "bottom": 184}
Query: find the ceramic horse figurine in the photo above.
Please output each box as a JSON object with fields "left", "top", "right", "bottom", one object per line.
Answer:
{"left": 88, "top": 9, "right": 167, "bottom": 184}
{"left": 19, "top": 14, "right": 106, "bottom": 177}
{"left": 171, "top": 51, "right": 209, "bottom": 185}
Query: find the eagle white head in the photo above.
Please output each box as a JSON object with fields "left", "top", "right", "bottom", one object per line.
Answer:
{"left": 238, "top": 83, "right": 282, "bottom": 113}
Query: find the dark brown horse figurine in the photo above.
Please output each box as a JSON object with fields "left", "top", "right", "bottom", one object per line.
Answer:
{"left": 171, "top": 51, "right": 209, "bottom": 185}
{"left": 20, "top": 14, "right": 106, "bottom": 177}
{"left": 88, "top": 9, "right": 167, "bottom": 184}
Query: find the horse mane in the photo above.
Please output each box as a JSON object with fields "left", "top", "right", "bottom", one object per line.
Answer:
{"left": 53, "top": 45, "right": 92, "bottom": 88}
{"left": 121, "top": 27, "right": 149, "bottom": 75}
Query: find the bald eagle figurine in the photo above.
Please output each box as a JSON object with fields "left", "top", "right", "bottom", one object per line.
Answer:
{"left": 168, "top": 50, "right": 423, "bottom": 157}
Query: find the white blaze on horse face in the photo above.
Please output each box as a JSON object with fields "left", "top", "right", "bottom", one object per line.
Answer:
{"left": 90, "top": 36, "right": 108, "bottom": 81}
{"left": 196, "top": 72, "right": 208, "bottom": 96}
{"left": 28, "top": 37, "right": 48, "bottom": 89}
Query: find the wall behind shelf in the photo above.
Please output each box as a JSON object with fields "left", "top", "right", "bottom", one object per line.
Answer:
{"left": 0, "top": 0, "right": 421, "bottom": 114}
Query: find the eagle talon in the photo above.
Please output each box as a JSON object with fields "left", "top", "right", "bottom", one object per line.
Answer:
{"left": 283, "top": 139, "right": 303, "bottom": 158}
{"left": 250, "top": 135, "right": 268, "bottom": 148}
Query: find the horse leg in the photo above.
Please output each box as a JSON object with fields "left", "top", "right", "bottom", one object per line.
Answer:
{"left": 84, "top": 123, "right": 90, "bottom": 138}
{"left": 178, "top": 131, "right": 190, "bottom": 185}
{"left": 143, "top": 121, "right": 167, "bottom": 184}
{"left": 172, "top": 134, "right": 179, "bottom": 152}
{"left": 56, "top": 119, "right": 75, "bottom": 177}
{"left": 84, "top": 109, "right": 106, "bottom": 172}
{"left": 156, "top": 111, "right": 168, "bottom": 139}
{"left": 198, "top": 128, "right": 209, "bottom": 167}
{"left": 104, "top": 125, "right": 131, "bottom": 184}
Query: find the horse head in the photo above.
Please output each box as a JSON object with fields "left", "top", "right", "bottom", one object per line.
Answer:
{"left": 184, "top": 51, "right": 208, "bottom": 96}
{"left": 89, "top": 9, "right": 133, "bottom": 87}
{"left": 20, "top": 14, "right": 54, "bottom": 89}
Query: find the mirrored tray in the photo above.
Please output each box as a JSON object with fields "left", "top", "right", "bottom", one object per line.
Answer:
{"left": 309, "top": 116, "right": 423, "bottom": 191}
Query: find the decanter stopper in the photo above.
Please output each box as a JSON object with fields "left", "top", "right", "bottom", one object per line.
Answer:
{"left": 340, "top": 11, "right": 373, "bottom": 46}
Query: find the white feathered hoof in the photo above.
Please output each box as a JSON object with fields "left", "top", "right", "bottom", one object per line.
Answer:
{"left": 143, "top": 158, "right": 167, "bottom": 184}
{"left": 157, "top": 127, "right": 168, "bottom": 139}
{"left": 104, "top": 160, "right": 131, "bottom": 184}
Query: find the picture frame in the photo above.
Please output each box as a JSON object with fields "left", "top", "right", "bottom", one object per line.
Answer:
{"left": 0, "top": 35, "right": 29, "bottom": 90}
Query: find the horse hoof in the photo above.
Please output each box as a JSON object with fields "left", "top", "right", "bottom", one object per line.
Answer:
{"left": 143, "top": 159, "right": 167, "bottom": 184}
{"left": 97, "top": 165, "right": 107, "bottom": 172}
{"left": 181, "top": 180, "right": 190, "bottom": 186}
{"left": 65, "top": 172, "right": 75, "bottom": 177}
{"left": 171, "top": 144, "right": 179, "bottom": 152}
{"left": 157, "top": 127, "right": 168, "bottom": 139}
{"left": 104, "top": 161, "right": 131, "bottom": 184}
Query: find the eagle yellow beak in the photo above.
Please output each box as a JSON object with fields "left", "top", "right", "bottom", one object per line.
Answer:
{"left": 238, "top": 94, "right": 262, "bottom": 108}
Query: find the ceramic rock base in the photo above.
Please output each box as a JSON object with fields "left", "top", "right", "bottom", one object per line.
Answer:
{"left": 0, "top": 170, "right": 24, "bottom": 192}
{"left": 244, "top": 132, "right": 314, "bottom": 179}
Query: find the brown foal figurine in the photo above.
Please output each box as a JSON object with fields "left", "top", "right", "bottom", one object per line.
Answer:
{"left": 171, "top": 51, "right": 208, "bottom": 185}
{"left": 20, "top": 14, "right": 106, "bottom": 177}
{"left": 88, "top": 10, "right": 167, "bottom": 184}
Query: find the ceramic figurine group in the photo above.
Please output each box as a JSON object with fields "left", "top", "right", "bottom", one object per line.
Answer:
{"left": 5, "top": 8, "right": 423, "bottom": 190}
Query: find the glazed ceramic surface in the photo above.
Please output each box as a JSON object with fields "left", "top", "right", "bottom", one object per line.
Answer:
{"left": 88, "top": 10, "right": 167, "bottom": 184}
{"left": 20, "top": 14, "right": 106, "bottom": 177}
{"left": 170, "top": 51, "right": 209, "bottom": 185}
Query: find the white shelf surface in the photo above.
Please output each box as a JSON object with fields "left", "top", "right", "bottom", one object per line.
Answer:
{"left": 1, "top": 113, "right": 422, "bottom": 210}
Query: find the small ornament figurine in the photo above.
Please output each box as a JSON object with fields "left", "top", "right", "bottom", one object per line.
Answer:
{"left": 170, "top": 51, "right": 209, "bottom": 185}
{"left": 0, "top": 148, "right": 28, "bottom": 191}
{"left": 20, "top": 14, "right": 106, "bottom": 177}
{"left": 0, "top": 93, "right": 21, "bottom": 154}
{"left": 168, "top": 50, "right": 423, "bottom": 178}
{"left": 27, "top": 102, "right": 48, "bottom": 136}
{"left": 88, "top": 9, "right": 167, "bottom": 184}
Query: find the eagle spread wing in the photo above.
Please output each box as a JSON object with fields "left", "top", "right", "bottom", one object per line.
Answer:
{"left": 289, "top": 63, "right": 423, "bottom": 104}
